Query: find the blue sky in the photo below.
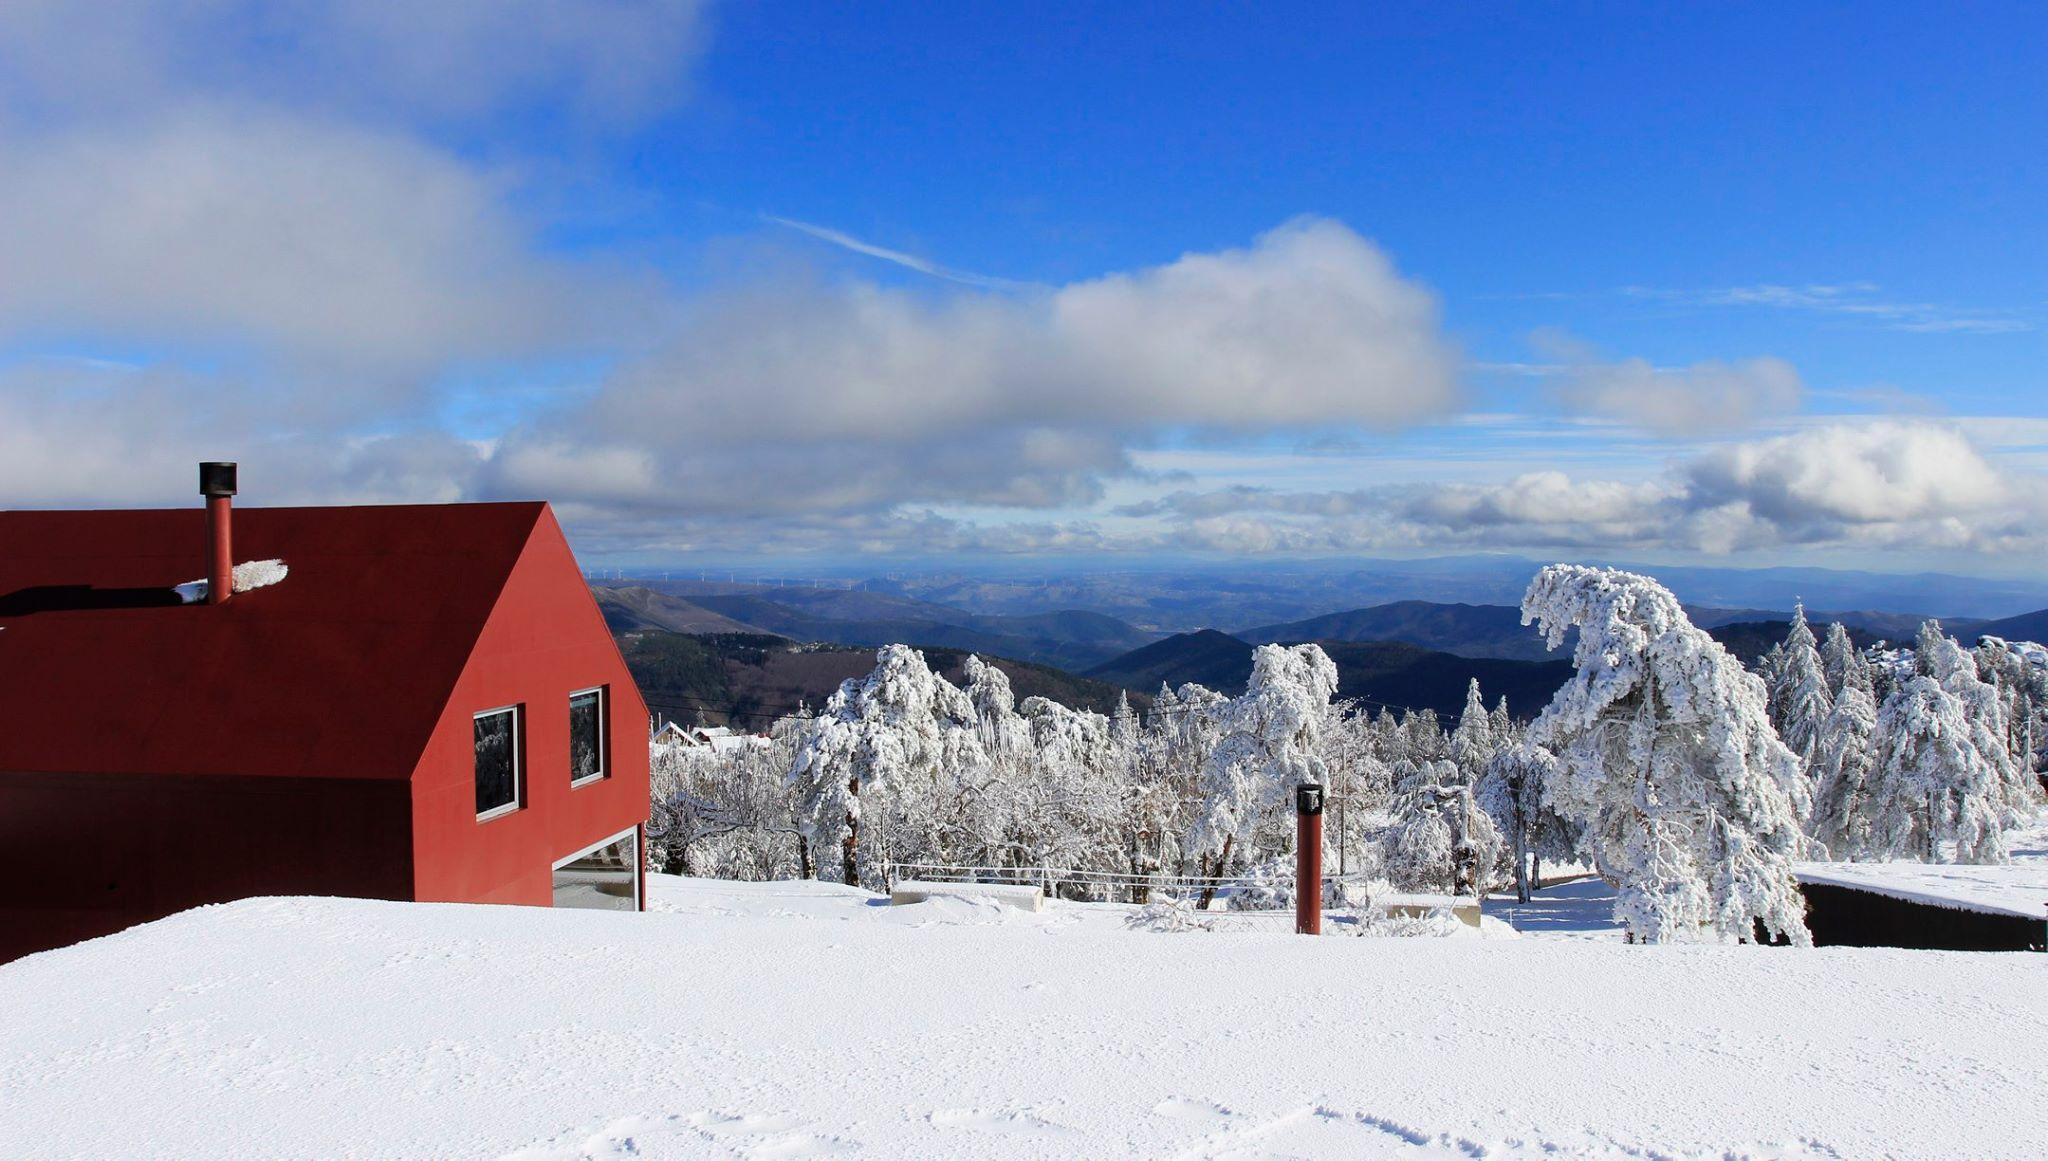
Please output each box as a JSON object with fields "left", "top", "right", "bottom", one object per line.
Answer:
{"left": 1, "top": 2, "right": 2043, "bottom": 573}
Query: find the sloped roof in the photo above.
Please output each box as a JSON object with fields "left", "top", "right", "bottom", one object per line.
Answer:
{"left": 0, "top": 502, "right": 547, "bottom": 780}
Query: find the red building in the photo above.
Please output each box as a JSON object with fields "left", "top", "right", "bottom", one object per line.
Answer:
{"left": 0, "top": 468, "right": 650, "bottom": 963}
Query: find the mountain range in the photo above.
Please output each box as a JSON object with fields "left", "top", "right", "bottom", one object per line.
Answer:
{"left": 1082, "top": 630, "right": 1576, "bottom": 720}
{"left": 594, "top": 579, "right": 2048, "bottom": 725}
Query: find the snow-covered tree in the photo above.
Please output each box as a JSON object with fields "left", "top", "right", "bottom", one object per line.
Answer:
{"left": 1476, "top": 742, "right": 1581, "bottom": 902}
{"left": 785, "top": 645, "right": 986, "bottom": 887}
{"left": 1957, "top": 634, "right": 2039, "bottom": 806}
{"left": 1386, "top": 757, "right": 1504, "bottom": 897}
{"left": 1972, "top": 636, "right": 2046, "bottom": 810}
{"left": 1771, "top": 604, "right": 1833, "bottom": 770}
{"left": 1807, "top": 665, "right": 1879, "bottom": 859}
{"left": 1187, "top": 644, "right": 1339, "bottom": 893}
{"left": 1860, "top": 622, "right": 2022, "bottom": 863}
{"left": 1521, "top": 565, "right": 1812, "bottom": 946}
{"left": 1449, "top": 678, "right": 1501, "bottom": 778}
{"left": 1819, "top": 621, "right": 1865, "bottom": 701}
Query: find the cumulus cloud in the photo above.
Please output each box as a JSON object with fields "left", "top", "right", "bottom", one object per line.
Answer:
{"left": 1685, "top": 422, "right": 2010, "bottom": 526}
{"left": 1538, "top": 332, "right": 1804, "bottom": 435}
{"left": 1116, "top": 421, "right": 2048, "bottom": 557}
{"left": 0, "top": 110, "right": 646, "bottom": 384}
{"left": 485, "top": 217, "right": 1461, "bottom": 517}
{"left": 0, "top": 0, "right": 706, "bottom": 127}
{"left": 0, "top": 214, "right": 1462, "bottom": 535}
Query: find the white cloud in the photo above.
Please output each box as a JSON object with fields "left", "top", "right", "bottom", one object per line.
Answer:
{"left": 488, "top": 217, "right": 1461, "bottom": 517}
{"left": 1685, "top": 421, "right": 2010, "bottom": 526}
{"left": 0, "top": 0, "right": 706, "bottom": 128}
{"left": 1115, "top": 421, "right": 2048, "bottom": 558}
{"left": 0, "top": 110, "right": 646, "bottom": 382}
{"left": 1539, "top": 332, "right": 1804, "bottom": 435}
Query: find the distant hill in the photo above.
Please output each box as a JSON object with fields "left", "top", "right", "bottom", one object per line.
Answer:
{"left": 1081, "top": 629, "right": 1255, "bottom": 692}
{"left": 1085, "top": 630, "right": 1575, "bottom": 720}
{"left": 593, "top": 581, "right": 1158, "bottom": 670}
{"left": 1968, "top": 607, "right": 2048, "bottom": 645}
{"left": 1704, "top": 621, "right": 1883, "bottom": 666}
{"left": 593, "top": 586, "right": 778, "bottom": 637}
{"left": 618, "top": 630, "right": 1141, "bottom": 729}
{"left": 1236, "top": 598, "right": 1978, "bottom": 663}
{"left": 1237, "top": 601, "right": 1561, "bottom": 661}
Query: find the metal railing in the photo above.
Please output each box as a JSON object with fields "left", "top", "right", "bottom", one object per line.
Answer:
{"left": 882, "top": 860, "right": 1391, "bottom": 903}
{"left": 882, "top": 861, "right": 1232, "bottom": 902}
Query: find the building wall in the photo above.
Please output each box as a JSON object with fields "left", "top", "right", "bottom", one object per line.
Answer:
{"left": 1801, "top": 882, "right": 2042, "bottom": 952}
{"left": 409, "top": 508, "right": 651, "bottom": 906}
{"left": 0, "top": 770, "right": 412, "bottom": 963}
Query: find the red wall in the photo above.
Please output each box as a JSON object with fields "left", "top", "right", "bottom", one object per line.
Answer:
{"left": 409, "top": 509, "right": 651, "bottom": 906}
{"left": 0, "top": 770, "right": 412, "bottom": 963}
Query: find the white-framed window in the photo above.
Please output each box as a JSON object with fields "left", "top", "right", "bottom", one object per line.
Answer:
{"left": 552, "top": 827, "right": 639, "bottom": 910}
{"left": 473, "top": 704, "right": 523, "bottom": 821}
{"left": 568, "top": 685, "right": 608, "bottom": 788}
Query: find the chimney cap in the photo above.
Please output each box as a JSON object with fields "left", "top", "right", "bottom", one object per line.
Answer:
{"left": 200, "top": 462, "right": 238, "bottom": 498}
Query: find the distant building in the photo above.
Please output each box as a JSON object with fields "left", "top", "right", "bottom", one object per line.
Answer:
{"left": 652, "top": 722, "right": 772, "bottom": 755}
{"left": 0, "top": 465, "right": 651, "bottom": 963}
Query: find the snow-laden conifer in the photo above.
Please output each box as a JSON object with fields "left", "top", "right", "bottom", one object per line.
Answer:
{"left": 1186, "top": 644, "right": 1339, "bottom": 888}
{"left": 1862, "top": 622, "right": 2021, "bottom": 863}
{"left": 1449, "top": 679, "right": 1500, "bottom": 778}
{"left": 1819, "top": 621, "right": 1863, "bottom": 701}
{"left": 1807, "top": 668, "right": 1879, "bottom": 859}
{"left": 1521, "top": 565, "right": 1811, "bottom": 945}
{"left": 785, "top": 645, "right": 986, "bottom": 887}
{"left": 1970, "top": 636, "right": 2046, "bottom": 811}
{"left": 1386, "top": 757, "right": 1504, "bottom": 896}
{"left": 1476, "top": 742, "right": 1581, "bottom": 903}
{"left": 1771, "top": 604, "right": 1833, "bottom": 770}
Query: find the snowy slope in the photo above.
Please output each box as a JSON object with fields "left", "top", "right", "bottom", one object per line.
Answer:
{"left": 2, "top": 877, "right": 2045, "bottom": 1160}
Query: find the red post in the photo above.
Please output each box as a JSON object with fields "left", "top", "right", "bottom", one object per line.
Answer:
{"left": 207, "top": 494, "right": 233, "bottom": 605}
{"left": 1295, "top": 783, "right": 1324, "bottom": 935}
{"left": 199, "top": 461, "right": 237, "bottom": 605}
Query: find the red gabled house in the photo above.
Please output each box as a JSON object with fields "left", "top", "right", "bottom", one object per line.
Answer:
{"left": 0, "top": 466, "right": 651, "bottom": 963}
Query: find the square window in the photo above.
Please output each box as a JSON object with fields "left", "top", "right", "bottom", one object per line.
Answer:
{"left": 569, "top": 687, "right": 607, "bottom": 786}
{"left": 474, "top": 705, "right": 522, "bottom": 820}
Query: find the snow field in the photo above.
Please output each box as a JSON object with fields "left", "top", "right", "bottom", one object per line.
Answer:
{"left": 3, "top": 875, "right": 2045, "bottom": 1160}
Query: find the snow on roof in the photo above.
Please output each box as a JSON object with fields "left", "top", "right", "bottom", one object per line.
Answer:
{"left": 1793, "top": 860, "right": 2048, "bottom": 919}
{"left": 173, "top": 558, "right": 290, "bottom": 604}
{"left": 2, "top": 877, "right": 2044, "bottom": 1158}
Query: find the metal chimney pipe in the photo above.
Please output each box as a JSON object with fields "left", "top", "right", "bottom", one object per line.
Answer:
{"left": 200, "top": 462, "right": 237, "bottom": 605}
{"left": 1295, "top": 782, "right": 1324, "bottom": 935}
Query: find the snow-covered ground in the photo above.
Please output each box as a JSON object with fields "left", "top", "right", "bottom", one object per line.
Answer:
{"left": 4, "top": 876, "right": 2045, "bottom": 1160}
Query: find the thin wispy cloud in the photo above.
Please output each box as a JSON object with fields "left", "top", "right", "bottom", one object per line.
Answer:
{"left": 763, "top": 215, "right": 1029, "bottom": 290}
{"left": 1621, "top": 283, "right": 2032, "bottom": 334}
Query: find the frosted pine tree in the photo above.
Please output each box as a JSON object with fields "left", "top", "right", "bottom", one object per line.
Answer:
{"left": 1476, "top": 743, "right": 1582, "bottom": 902}
{"left": 1971, "top": 637, "right": 2046, "bottom": 811}
{"left": 785, "top": 645, "right": 985, "bottom": 887}
{"left": 1449, "top": 679, "right": 1501, "bottom": 779}
{"left": 1521, "top": 565, "right": 1812, "bottom": 945}
{"left": 1918, "top": 621, "right": 2027, "bottom": 814}
{"left": 1819, "top": 621, "right": 1864, "bottom": 701}
{"left": 1863, "top": 622, "right": 2019, "bottom": 863}
{"left": 1807, "top": 662, "right": 1879, "bottom": 859}
{"left": 1387, "top": 757, "right": 1504, "bottom": 896}
{"left": 1187, "top": 644, "right": 1339, "bottom": 897}
{"left": 1771, "top": 604, "right": 1833, "bottom": 770}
